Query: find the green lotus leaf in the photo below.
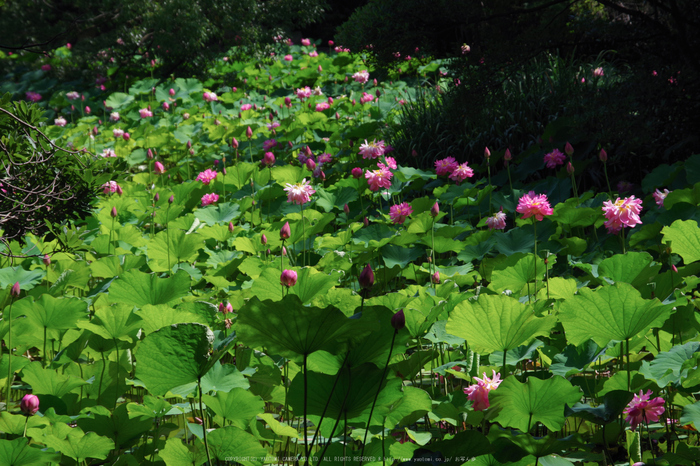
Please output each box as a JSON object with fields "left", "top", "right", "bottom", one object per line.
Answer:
{"left": 662, "top": 219, "right": 700, "bottom": 264}
{"left": 107, "top": 270, "right": 191, "bottom": 307}
{"left": 158, "top": 438, "right": 206, "bottom": 466}
{"left": 597, "top": 251, "right": 660, "bottom": 287}
{"left": 489, "top": 253, "right": 544, "bottom": 294}
{"left": 205, "top": 426, "right": 267, "bottom": 466}
{"left": 78, "top": 303, "right": 142, "bottom": 342}
{"left": 42, "top": 429, "right": 114, "bottom": 463}
{"left": 145, "top": 230, "right": 203, "bottom": 272}
{"left": 202, "top": 388, "right": 264, "bottom": 428}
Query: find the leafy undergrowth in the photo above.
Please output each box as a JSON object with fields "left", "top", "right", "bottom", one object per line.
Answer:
{"left": 2, "top": 40, "right": 700, "bottom": 466}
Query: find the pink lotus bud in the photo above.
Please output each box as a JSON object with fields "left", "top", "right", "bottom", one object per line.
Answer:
{"left": 123, "top": 132, "right": 130, "bottom": 141}
{"left": 352, "top": 167, "right": 363, "bottom": 178}
{"left": 599, "top": 148, "right": 607, "bottom": 162}
{"left": 359, "top": 264, "right": 374, "bottom": 289}
{"left": 10, "top": 281, "right": 20, "bottom": 297}
{"left": 169, "top": 88, "right": 175, "bottom": 96}
{"left": 565, "top": 142, "right": 574, "bottom": 156}
{"left": 305, "top": 159, "right": 316, "bottom": 171}
{"left": 246, "top": 126, "right": 253, "bottom": 139}
{"left": 162, "top": 102, "right": 170, "bottom": 111}
{"left": 391, "top": 310, "right": 405, "bottom": 331}
{"left": 304, "top": 146, "right": 312, "bottom": 157}
{"left": 92, "top": 126, "right": 99, "bottom": 135}
{"left": 504, "top": 148, "right": 512, "bottom": 161}
{"left": 147, "top": 149, "right": 153, "bottom": 159}
{"left": 281, "top": 269, "right": 298, "bottom": 287}
{"left": 154, "top": 193, "right": 160, "bottom": 202}
{"left": 20, "top": 394, "right": 40, "bottom": 415}
{"left": 328, "top": 40, "right": 334, "bottom": 46}
{"left": 43, "top": 255, "right": 51, "bottom": 267}
{"left": 154, "top": 161, "right": 165, "bottom": 174}
{"left": 376, "top": 90, "right": 381, "bottom": 98}
{"left": 280, "top": 221, "right": 291, "bottom": 240}
{"left": 261, "top": 234, "right": 267, "bottom": 245}
{"left": 336, "top": 112, "right": 340, "bottom": 120}
{"left": 672, "top": 264, "right": 678, "bottom": 273}
{"left": 430, "top": 202, "right": 439, "bottom": 217}
{"left": 269, "top": 113, "right": 274, "bottom": 121}
{"left": 231, "top": 137, "right": 239, "bottom": 149}
{"left": 169, "top": 195, "right": 174, "bottom": 204}
{"left": 284, "top": 97, "right": 292, "bottom": 107}
{"left": 318, "top": 65, "right": 323, "bottom": 73}
{"left": 412, "top": 149, "right": 418, "bottom": 158}
{"left": 116, "top": 185, "right": 123, "bottom": 196}
{"left": 267, "top": 248, "right": 271, "bottom": 255}
{"left": 111, "top": 206, "right": 118, "bottom": 218}
{"left": 282, "top": 246, "right": 287, "bottom": 256}
{"left": 352, "top": 99, "right": 356, "bottom": 106}
{"left": 85, "top": 106, "right": 91, "bottom": 114}
{"left": 262, "top": 152, "right": 276, "bottom": 167}
{"left": 567, "top": 162, "right": 575, "bottom": 175}
{"left": 225, "top": 302, "right": 233, "bottom": 314}
{"left": 484, "top": 147, "right": 491, "bottom": 159}
{"left": 189, "top": 148, "right": 194, "bottom": 155}
{"left": 363, "top": 217, "right": 369, "bottom": 227}
{"left": 432, "top": 271, "right": 440, "bottom": 284}
{"left": 344, "top": 204, "right": 350, "bottom": 214}
{"left": 218, "top": 302, "right": 225, "bottom": 313}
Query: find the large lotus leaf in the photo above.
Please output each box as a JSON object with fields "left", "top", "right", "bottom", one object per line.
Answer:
{"left": 107, "top": 270, "right": 191, "bottom": 307}
{"left": 145, "top": 230, "right": 203, "bottom": 272}
{"left": 680, "top": 401, "right": 700, "bottom": 431}
{"left": 565, "top": 390, "right": 634, "bottom": 425}
{"left": 204, "top": 426, "right": 267, "bottom": 466}
{"left": 135, "top": 323, "right": 233, "bottom": 397}
{"left": 78, "top": 303, "right": 142, "bottom": 342}
{"left": 558, "top": 283, "right": 673, "bottom": 347}
{"left": 202, "top": 388, "right": 264, "bottom": 429}
{"left": 549, "top": 340, "right": 607, "bottom": 378}
{"left": 104, "top": 92, "right": 134, "bottom": 109}
{"left": 446, "top": 294, "right": 556, "bottom": 354}
{"left": 0, "top": 412, "right": 50, "bottom": 436}
{"left": 137, "top": 304, "right": 207, "bottom": 335}
{"left": 236, "top": 295, "right": 355, "bottom": 362}
{"left": 639, "top": 341, "right": 700, "bottom": 388}
{"left": 381, "top": 386, "right": 433, "bottom": 428}
{"left": 662, "top": 219, "right": 700, "bottom": 264}
{"left": 12, "top": 294, "right": 86, "bottom": 331}
{"left": 0, "top": 267, "right": 45, "bottom": 291}
{"left": 21, "top": 362, "right": 87, "bottom": 397}
{"left": 159, "top": 438, "right": 207, "bottom": 466}
{"left": 490, "top": 376, "right": 582, "bottom": 432}
{"left": 194, "top": 202, "right": 241, "bottom": 226}
{"left": 597, "top": 251, "right": 660, "bottom": 288}
{"left": 381, "top": 244, "right": 426, "bottom": 269}
{"left": 76, "top": 404, "right": 152, "bottom": 449}
{"left": 0, "top": 437, "right": 60, "bottom": 465}
{"left": 489, "top": 253, "right": 544, "bottom": 294}
{"left": 249, "top": 267, "right": 340, "bottom": 304}
{"left": 41, "top": 428, "right": 114, "bottom": 463}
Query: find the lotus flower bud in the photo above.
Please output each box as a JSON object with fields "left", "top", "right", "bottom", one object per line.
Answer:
{"left": 565, "top": 142, "right": 574, "bottom": 156}
{"left": 282, "top": 246, "right": 287, "bottom": 256}
{"left": 111, "top": 206, "right": 118, "bottom": 218}
{"left": 412, "top": 149, "right": 418, "bottom": 158}
{"left": 154, "top": 161, "right": 165, "bottom": 174}
{"left": 232, "top": 137, "right": 239, "bottom": 149}
{"left": 318, "top": 65, "right": 323, "bottom": 73}
{"left": 246, "top": 126, "right": 253, "bottom": 139}
{"left": 154, "top": 193, "right": 160, "bottom": 202}
{"left": 352, "top": 167, "right": 362, "bottom": 178}
{"left": 599, "top": 148, "right": 607, "bottom": 162}
{"left": 391, "top": 310, "right": 406, "bottom": 331}
{"left": 169, "top": 195, "right": 174, "bottom": 204}
{"left": 359, "top": 264, "right": 374, "bottom": 289}
{"left": 228, "top": 221, "right": 234, "bottom": 232}
{"left": 484, "top": 147, "right": 490, "bottom": 159}
{"left": 20, "top": 394, "right": 40, "bottom": 416}
{"left": 261, "top": 234, "right": 267, "bottom": 245}
{"left": 116, "top": 185, "right": 123, "bottom": 196}
{"left": 10, "top": 281, "right": 20, "bottom": 297}
{"left": 187, "top": 140, "right": 192, "bottom": 149}
{"left": 431, "top": 271, "right": 440, "bottom": 284}
{"left": 504, "top": 148, "right": 512, "bottom": 161}
{"left": 281, "top": 269, "right": 298, "bottom": 287}
{"left": 306, "top": 159, "right": 316, "bottom": 171}
{"left": 218, "top": 302, "right": 225, "bottom": 313}
{"left": 280, "top": 221, "right": 291, "bottom": 240}
{"left": 43, "top": 255, "right": 51, "bottom": 267}
{"left": 344, "top": 204, "right": 350, "bottom": 214}
{"left": 430, "top": 202, "right": 439, "bottom": 217}
{"left": 567, "top": 162, "right": 575, "bottom": 175}
{"left": 147, "top": 149, "right": 153, "bottom": 159}
{"left": 169, "top": 88, "right": 175, "bottom": 96}
{"left": 364, "top": 217, "right": 369, "bottom": 227}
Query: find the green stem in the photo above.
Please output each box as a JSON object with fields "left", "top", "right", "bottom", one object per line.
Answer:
{"left": 113, "top": 338, "right": 120, "bottom": 410}
{"left": 301, "top": 203, "right": 306, "bottom": 267}
{"left": 533, "top": 218, "right": 538, "bottom": 300}
{"left": 5, "top": 300, "right": 14, "bottom": 407}
{"left": 487, "top": 164, "right": 492, "bottom": 215}
{"left": 502, "top": 349, "right": 508, "bottom": 379}
{"left": 303, "top": 353, "right": 309, "bottom": 465}
{"left": 198, "top": 377, "right": 213, "bottom": 466}
{"left": 603, "top": 162, "right": 612, "bottom": 198}
{"left": 626, "top": 338, "right": 631, "bottom": 392}
{"left": 43, "top": 326, "right": 48, "bottom": 369}
{"left": 166, "top": 204, "right": 171, "bottom": 274}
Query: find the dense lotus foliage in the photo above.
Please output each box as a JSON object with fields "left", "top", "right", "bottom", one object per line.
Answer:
{"left": 3, "top": 39, "right": 700, "bottom": 466}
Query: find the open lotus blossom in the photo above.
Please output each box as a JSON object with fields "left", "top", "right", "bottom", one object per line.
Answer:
{"left": 240, "top": 103, "right": 252, "bottom": 111}
{"left": 267, "top": 121, "right": 280, "bottom": 131}
{"left": 263, "top": 139, "right": 278, "bottom": 150}
{"left": 517, "top": 191, "right": 553, "bottom": 221}
{"left": 435, "top": 157, "right": 459, "bottom": 176}
{"left": 109, "top": 112, "right": 120, "bottom": 122}
{"left": 196, "top": 169, "right": 218, "bottom": 185}
{"left": 360, "top": 92, "right": 375, "bottom": 104}
{"left": 464, "top": 370, "right": 502, "bottom": 411}
{"left": 653, "top": 188, "right": 671, "bottom": 207}
{"left": 543, "top": 149, "right": 566, "bottom": 169}
{"left": 295, "top": 86, "right": 311, "bottom": 100}
{"left": 315, "top": 102, "right": 330, "bottom": 112}
{"left": 389, "top": 202, "right": 413, "bottom": 224}
{"left": 66, "top": 91, "right": 80, "bottom": 100}
{"left": 139, "top": 108, "right": 153, "bottom": 118}
{"left": 624, "top": 390, "right": 665, "bottom": 430}
{"left": 486, "top": 209, "right": 507, "bottom": 230}
{"left": 309, "top": 51, "right": 318, "bottom": 57}
{"left": 101, "top": 181, "right": 121, "bottom": 194}
{"left": 201, "top": 193, "right": 219, "bottom": 206}
{"left": 602, "top": 196, "right": 643, "bottom": 234}
{"left": 384, "top": 156, "right": 397, "bottom": 169}
{"left": 365, "top": 166, "right": 393, "bottom": 192}
{"left": 203, "top": 91, "right": 218, "bottom": 102}
{"left": 449, "top": 163, "right": 474, "bottom": 184}
{"left": 284, "top": 178, "right": 316, "bottom": 205}
{"left": 26, "top": 91, "right": 42, "bottom": 102}
{"left": 593, "top": 67, "right": 605, "bottom": 77}
{"left": 281, "top": 269, "right": 298, "bottom": 287}
{"left": 352, "top": 70, "right": 370, "bottom": 84}
{"left": 359, "top": 139, "right": 386, "bottom": 159}
{"left": 100, "top": 148, "right": 117, "bottom": 158}
{"left": 301, "top": 38, "right": 311, "bottom": 46}
{"left": 113, "top": 128, "right": 124, "bottom": 138}
{"left": 284, "top": 55, "right": 293, "bottom": 62}
{"left": 54, "top": 116, "right": 67, "bottom": 127}
{"left": 317, "top": 153, "right": 333, "bottom": 164}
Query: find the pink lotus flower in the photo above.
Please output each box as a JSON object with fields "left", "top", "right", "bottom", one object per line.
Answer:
{"left": 201, "top": 193, "right": 219, "bottom": 206}
{"left": 360, "top": 92, "right": 374, "bottom": 104}
{"left": 317, "top": 153, "right": 333, "bottom": 164}
{"left": 464, "top": 370, "right": 502, "bottom": 411}
{"left": 203, "top": 91, "right": 218, "bottom": 102}
{"left": 284, "top": 178, "right": 316, "bottom": 205}
{"left": 113, "top": 128, "right": 124, "bottom": 138}
{"left": 139, "top": 108, "right": 153, "bottom": 118}
{"left": 543, "top": 149, "right": 566, "bottom": 169}
{"left": 449, "top": 163, "right": 474, "bottom": 184}
{"left": 26, "top": 92, "right": 42, "bottom": 102}
{"left": 351, "top": 167, "right": 363, "bottom": 178}
{"left": 281, "top": 269, "right": 298, "bottom": 287}
{"left": 169, "top": 88, "right": 176, "bottom": 96}
{"left": 486, "top": 209, "right": 507, "bottom": 230}
{"left": 435, "top": 157, "right": 459, "bottom": 176}
{"left": 109, "top": 112, "right": 120, "bottom": 122}
{"left": 263, "top": 139, "right": 277, "bottom": 150}
{"left": 352, "top": 70, "right": 370, "bottom": 84}
{"left": 384, "top": 156, "right": 397, "bottom": 169}
{"left": 123, "top": 132, "right": 130, "bottom": 141}
{"left": 389, "top": 202, "right": 413, "bottom": 224}
{"left": 517, "top": 191, "right": 554, "bottom": 221}
{"left": 66, "top": 91, "right": 80, "bottom": 100}
{"left": 20, "top": 394, "right": 40, "bottom": 416}
{"left": 162, "top": 102, "right": 170, "bottom": 111}
{"left": 154, "top": 161, "right": 165, "bottom": 174}
{"left": 262, "top": 152, "right": 276, "bottom": 167}
{"left": 284, "top": 55, "right": 293, "bottom": 62}
{"left": 54, "top": 116, "right": 67, "bottom": 127}
{"left": 593, "top": 67, "right": 604, "bottom": 77}
{"left": 196, "top": 169, "right": 218, "bottom": 185}
{"left": 102, "top": 181, "right": 121, "bottom": 194}
{"left": 100, "top": 148, "right": 117, "bottom": 158}
{"left": 602, "top": 196, "right": 643, "bottom": 234}
{"left": 309, "top": 51, "right": 318, "bottom": 57}
{"left": 653, "top": 188, "right": 671, "bottom": 207}
{"left": 41, "top": 64, "right": 51, "bottom": 71}
{"left": 315, "top": 102, "right": 330, "bottom": 112}
{"left": 365, "top": 166, "right": 393, "bottom": 192}
{"left": 624, "top": 390, "right": 665, "bottom": 430}
{"left": 301, "top": 38, "right": 311, "bottom": 46}
{"left": 241, "top": 103, "right": 252, "bottom": 111}
{"left": 296, "top": 87, "right": 312, "bottom": 100}
{"left": 267, "top": 121, "right": 280, "bottom": 131}
{"left": 359, "top": 139, "right": 386, "bottom": 159}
